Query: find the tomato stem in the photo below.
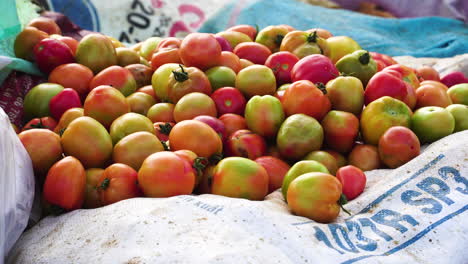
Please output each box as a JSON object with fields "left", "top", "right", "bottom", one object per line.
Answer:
{"left": 159, "top": 123, "right": 173, "bottom": 135}
{"left": 306, "top": 31, "right": 318, "bottom": 43}
{"left": 209, "top": 153, "right": 223, "bottom": 164}
{"left": 172, "top": 64, "right": 189, "bottom": 82}
{"left": 359, "top": 51, "right": 371, "bottom": 65}
{"left": 99, "top": 178, "right": 110, "bottom": 190}
{"left": 274, "top": 34, "right": 284, "bottom": 46}
{"left": 339, "top": 193, "right": 351, "bottom": 215}
{"left": 193, "top": 157, "right": 208, "bottom": 178}
{"left": 315, "top": 82, "right": 327, "bottom": 94}
{"left": 161, "top": 140, "right": 170, "bottom": 151}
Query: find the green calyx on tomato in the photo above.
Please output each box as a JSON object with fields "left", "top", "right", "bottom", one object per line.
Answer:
{"left": 161, "top": 140, "right": 170, "bottom": 151}
{"left": 275, "top": 34, "right": 284, "bottom": 46}
{"left": 99, "top": 178, "right": 110, "bottom": 190}
{"left": 209, "top": 153, "right": 224, "bottom": 165}
{"left": 339, "top": 193, "right": 351, "bottom": 215}
{"left": 172, "top": 65, "right": 189, "bottom": 82}
{"left": 358, "top": 51, "right": 371, "bottom": 65}
{"left": 193, "top": 157, "right": 208, "bottom": 179}
{"left": 315, "top": 82, "right": 327, "bottom": 94}
{"left": 158, "top": 122, "right": 173, "bottom": 135}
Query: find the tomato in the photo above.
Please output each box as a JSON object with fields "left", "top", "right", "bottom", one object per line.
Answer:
{"left": 287, "top": 172, "right": 343, "bottom": 223}
{"left": 193, "top": 115, "right": 227, "bottom": 142}
{"left": 110, "top": 113, "right": 155, "bottom": 145}
{"left": 244, "top": 95, "right": 285, "bottom": 138}
{"left": 179, "top": 33, "right": 221, "bottom": 70}
{"left": 27, "top": 17, "right": 61, "bottom": 35}
{"left": 306, "top": 28, "right": 333, "bottom": 39}
{"left": 150, "top": 47, "right": 182, "bottom": 70}
{"left": 280, "top": 31, "right": 329, "bottom": 59}
{"left": 97, "top": 163, "right": 142, "bottom": 205}
{"left": 219, "top": 51, "right": 241, "bottom": 73}
{"left": 22, "top": 117, "right": 57, "bottom": 132}
{"left": 326, "top": 76, "right": 364, "bottom": 116}
{"left": 83, "top": 85, "right": 130, "bottom": 128}
{"left": 364, "top": 70, "right": 415, "bottom": 109}
{"left": 61, "top": 116, "right": 113, "bottom": 168}
{"left": 115, "top": 47, "right": 140, "bottom": 67}
{"left": 54, "top": 108, "right": 84, "bottom": 134}
{"left": 303, "top": 150, "right": 338, "bottom": 175}
{"left": 169, "top": 120, "right": 222, "bottom": 158}
{"left": 255, "top": 156, "right": 290, "bottom": 193}
{"left": 153, "top": 122, "right": 174, "bottom": 142}
{"left": 167, "top": 65, "right": 212, "bottom": 103}
{"left": 89, "top": 65, "right": 137, "bottom": 97}
{"left": 255, "top": 25, "right": 290, "bottom": 52}
{"left": 157, "top": 37, "right": 182, "bottom": 50}
{"left": 14, "top": 26, "right": 48, "bottom": 61}
{"left": 18, "top": 129, "right": 62, "bottom": 177}
{"left": 147, "top": 102, "right": 175, "bottom": 123}
{"left": 173, "top": 92, "right": 217, "bottom": 122}
{"left": 415, "top": 82, "right": 452, "bottom": 108}
{"left": 126, "top": 92, "right": 156, "bottom": 115}
{"left": 152, "top": 63, "right": 181, "bottom": 102}
{"left": 225, "top": 129, "right": 267, "bottom": 160}
{"left": 441, "top": 71, "right": 468, "bottom": 88}
{"left": 264, "top": 51, "right": 299, "bottom": 85}
{"left": 239, "top": 58, "right": 254, "bottom": 69}
{"left": 291, "top": 54, "right": 339, "bottom": 85}
{"left": 214, "top": 35, "right": 233, "bottom": 52}
{"left": 139, "top": 37, "right": 163, "bottom": 60}
{"left": 212, "top": 157, "right": 268, "bottom": 200}
{"left": 43, "top": 156, "right": 86, "bottom": 211}
{"left": 113, "top": 131, "right": 164, "bottom": 170}
{"left": 378, "top": 126, "right": 420, "bottom": 168}
{"left": 321, "top": 110, "right": 359, "bottom": 153}
{"left": 324, "top": 149, "right": 348, "bottom": 168}
{"left": 48, "top": 63, "right": 94, "bottom": 97}
{"left": 281, "top": 80, "right": 331, "bottom": 120}
{"left": 216, "top": 31, "right": 251, "bottom": 49}
{"left": 369, "top": 52, "right": 397, "bottom": 71}
{"left": 348, "top": 144, "right": 381, "bottom": 171}
{"left": 416, "top": 66, "right": 440, "bottom": 82}
{"left": 51, "top": 35, "right": 78, "bottom": 55}
{"left": 138, "top": 151, "right": 196, "bottom": 197}
{"left": 174, "top": 149, "right": 207, "bottom": 187}
{"left": 227, "top": 24, "right": 257, "bottom": 40}
{"left": 49, "top": 88, "right": 82, "bottom": 121}
{"left": 33, "top": 38, "right": 75, "bottom": 74}
{"left": 205, "top": 66, "right": 236, "bottom": 91}
{"left": 219, "top": 113, "right": 247, "bottom": 137}
{"left": 281, "top": 160, "right": 329, "bottom": 200}
{"left": 235, "top": 65, "right": 276, "bottom": 98}
{"left": 137, "top": 85, "right": 158, "bottom": 100}
{"left": 23, "top": 83, "right": 64, "bottom": 121}
{"left": 335, "top": 50, "right": 377, "bottom": 86}
{"left": 233, "top": 42, "right": 272, "bottom": 65}
{"left": 211, "top": 87, "right": 246, "bottom": 115}
{"left": 84, "top": 168, "right": 104, "bottom": 209}
{"left": 126, "top": 64, "right": 154, "bottom": 89}
{"left": 336, "top": 165, "right": 366, "bottom": 200}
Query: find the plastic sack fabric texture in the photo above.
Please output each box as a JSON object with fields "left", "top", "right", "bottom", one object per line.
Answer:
{"left": 6, "top": 130, "right": 468, "bottom": 264}
{"left": 0, "top": 108, "right": 35, "bottom": 264}
{"left": 199, "top": 0, "right": 468, "bottom": 58}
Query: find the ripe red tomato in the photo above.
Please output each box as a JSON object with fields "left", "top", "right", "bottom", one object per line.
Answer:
{"left": 33, "top": 38, "right": 75, "bottom": 74}
{"left": 43, "top": 156, "right": 86, "bottom": 211}
{"left": 219, "top": 51, "right": 241, "bottom": 73}
{"left": 22, "top": 116, "right": 57, "bottom": 131}
{"left": 336, "top": 165, "right": 366, "bottom": 200}
{"left": 226, "top": 129, "right": 267, "bottom": 160}
{"left": 49, "top": 88, "right": 82, "bottom": 120}
{"left": 211, "top": 87, "right": 246, "bottom": 115}
{"left": 97, "top": 163, "right": 142, "bottom": 206}
{"left": 291, "top": 54, "right": 339, "bottom": 85}
{"left": 233, "top": 42, "right": 272, "bottom": 65}
{"left": 264, "top": 51, "right": 299, "bottom": 85}
{"left": 179, "top": 33, "right": 222, "bottom": 70}
{"left": 219, "top": 113, "right": 247, "bottom": 137}
{"left": 255, "top": 156, "right": 290, "bottom": 193}
{"left": 282, "top": 80, "right": 331, "bottom": 120}
{"left": 138, "top": 151, "right": 196, "bottom": 197}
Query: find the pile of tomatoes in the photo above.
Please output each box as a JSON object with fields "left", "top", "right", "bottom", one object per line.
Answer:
{"left": 13, "top": 18, "right": 468, "bottom": 223}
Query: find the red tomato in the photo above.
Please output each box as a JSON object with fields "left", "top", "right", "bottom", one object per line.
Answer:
{"left": 157, "top": 37, "right": 182, "bottom": 50}
{"left": 264, "top": 51, "right": 299, "bottom": 85}
{"left": 22, "top": 116, "right": 57, "bottom": 131}
{"left": 219, "top": 113, "right": 247, "bottom": 137}
{"left": 214, "top": 36, "right": 233, "bottom": 52}
{"left": 193, "top": 115, "right": 227, "bottom": 142}
{"left": 179, "top": 33, "right": 222, "bottom": 70}
{"left": 291, "top": 54, "right": 339, "bottom": 85}
{"left": 49, "top": 88, "right": 82, "bottom": 120}
{"left": 167, "top": 65, "right": 212, "bottom": 103}
{"left": 97, "top": 163, "right": 142, "bottom": 205}
{"left": 153, "top": 122, "right": 174, "bottom": 142}
{"left": 336, "top": 165, "right": 366, "bottom": 200}
{"left": 282, "top": 80, "right": 331, "bottom": 120}
{"left": 150, "top": 48, "right": 182, "bottom": 70}
{"left": 225, "top": 129, "right": 267, "bottom": 160}
{"left": 33, "top": 38, "right": 75, "bottom": 74}
{"left": 211, "top": 87, "right": 246, "bottom": 115}
{"left": 43, "top": 156, "right": 86, "bottom": 211}
{"left": 255, "top": 156, "right": 290, "bottom": 193}
{"left": 48, "top": 63, "right": 94, "bottom": 96}
{"left": 138, "top": 151, "right": 196, "bottom": 197}
{"left": 233, "top": 42, "right": 272, "bottom": 65}
{"left": 55, "top": 36, "right": 78, "bottom": 55}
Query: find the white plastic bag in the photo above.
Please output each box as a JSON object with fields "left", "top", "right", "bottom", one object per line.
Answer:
{"left": 6, "top": 130, "right": 468, "bottom": 264}
{"left": 0, "top": 108, "right": 35, "bottom": 264}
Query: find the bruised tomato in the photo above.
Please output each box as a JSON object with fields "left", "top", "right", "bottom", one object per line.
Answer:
{"left": 43, "top": 156, "right": 86, "bottom": 211}
{"left": 138, "top": 151, "right": 196, "bottom": 197}
{"left": 97, "top": 163, "right": 142, "bottom": 205}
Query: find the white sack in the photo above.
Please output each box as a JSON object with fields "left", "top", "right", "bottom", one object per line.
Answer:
{"left": 0, "top": 108, "right": 34, "bottom": 264}
{"left": 7, "top": 130, "right": 468, "bottom": 264}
